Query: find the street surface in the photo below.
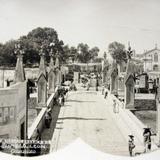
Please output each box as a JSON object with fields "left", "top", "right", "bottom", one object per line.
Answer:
{"left": 50, "top": 86, "right": 157, "bottom": 156}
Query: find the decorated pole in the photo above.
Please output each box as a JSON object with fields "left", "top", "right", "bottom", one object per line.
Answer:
{"left": 37, "top": 43, "right": 47, "bottom": 108}
{"left": 14, "top": 41, "right": 26, "bottom": 83}
{"left": 48, "top": 42, "right": 56, "bottom": 94}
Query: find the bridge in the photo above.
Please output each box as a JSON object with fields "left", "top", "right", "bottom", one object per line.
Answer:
{"left": 44, "top": 85, "right": 157, "bottom": 156}
{"left": 1, "top": 42, "right": 159, "bottom": 157}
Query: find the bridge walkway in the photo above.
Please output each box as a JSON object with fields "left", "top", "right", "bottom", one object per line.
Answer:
{"left": 49, "top": 86, "right": 157, "bottom": 156}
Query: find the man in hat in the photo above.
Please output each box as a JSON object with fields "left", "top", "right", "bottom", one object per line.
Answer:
{"left": 128, "top": 135, "right": 135, "bottom": 156}
{"left": 143, "top": 127, "right": 152, "bottom": 153}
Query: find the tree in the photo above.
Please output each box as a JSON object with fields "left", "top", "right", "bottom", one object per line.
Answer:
{"left": 0, "top": 27, "right": 65, "bottom": 67}
{"left": 89, "top": 47, "right": 99, "bottom": 61}
{"left": 0, "top": 27, "right": 100, "bottom": 66}
{"left": 108, "top": 41, "right": 127, "bottom": 64}
{"left": 21, "top": 27, "right": 64, "bottom": 65}
{"left": 62, "top": 45, "right": 71, "bottom": 63}
{"left": 0, "top": 40, "right": 17, "bottom": 66}
{"left": 76, "top": 43, "right": 99, "bottom": 63}
{"left": 68, "top": 46, "right": 77, "bottom": 62}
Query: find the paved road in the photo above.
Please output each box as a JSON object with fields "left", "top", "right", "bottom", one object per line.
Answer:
{"left": 50, "top": 87, "right": 156, "bottom": 156}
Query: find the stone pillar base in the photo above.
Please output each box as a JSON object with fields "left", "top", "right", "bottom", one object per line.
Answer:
{"left": 125, "top": 104, "right": 135, "bottom": 110}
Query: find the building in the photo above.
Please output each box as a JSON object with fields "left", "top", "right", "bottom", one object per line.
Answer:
{"left": 136, "top": 45, "right": 160, "bottom": 84}
{"left": 142, "top": 47, "right": 160, "bottom": 72}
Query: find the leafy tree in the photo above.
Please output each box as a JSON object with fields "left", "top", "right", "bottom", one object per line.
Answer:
{"left": 108, "top": 41, "right": 127, "bottom": 64}
{"left": 62, "top": 45, "right": 77, "bottom": 63}
{"left": 69, "top": 46, "right": 77, "bottom": 62}
{"left": 0, "top": 27, "right": 100, "bottom": 66}
{"left": 76, "top": 43, "right": 99, "bottom": 63}
{"left": 0, "top": 40, "right": 17, "bottom": 66}
{"left": 0, "top": 27, "right": 65, "bottom": 67}
{"left": 62, "top": 45, "right": 71, "bottom": 63}
{"left": 21, "top": 27, "right": 64, "bottom": 65}
{"left": 89, "top": 47, "right": 99, "bottom": 59}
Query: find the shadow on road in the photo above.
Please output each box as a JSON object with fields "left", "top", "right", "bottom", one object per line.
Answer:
{"left": 67, "top": 100, "right": 96, "bottom": 103}
{"left": 58, "top": 117, "right": 106, "bottom": 121}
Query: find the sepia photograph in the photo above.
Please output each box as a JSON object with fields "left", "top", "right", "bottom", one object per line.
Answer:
{"left": 0, "top": 0, "right": 160, "bottom": 159}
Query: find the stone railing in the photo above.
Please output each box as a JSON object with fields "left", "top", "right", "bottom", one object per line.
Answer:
{"left": 28, "top": 87, "right": 59, "bottom": 140}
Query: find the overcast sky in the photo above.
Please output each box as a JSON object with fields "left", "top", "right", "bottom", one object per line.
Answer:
{"left": 0, "top": 0, "right": 160, "bottom": 56}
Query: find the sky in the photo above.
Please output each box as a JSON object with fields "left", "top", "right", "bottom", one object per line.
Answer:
{"left": 0, "top": 0, "right": 160, "bottom": 56}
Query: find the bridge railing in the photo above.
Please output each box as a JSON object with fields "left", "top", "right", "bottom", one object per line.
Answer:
{"left": 28, "top": 87, "right": 59, "bottom": 140}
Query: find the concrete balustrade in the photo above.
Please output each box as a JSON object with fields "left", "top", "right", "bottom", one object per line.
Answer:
{"left": 105, "top": 89, "right": 158, "bottom": 151}
{"left": 28, "top": 87, "right": 59, "bottom": 140}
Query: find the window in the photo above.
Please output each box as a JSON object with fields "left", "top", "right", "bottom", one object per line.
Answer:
{"left": 154, "top": 53, "right": 158, "bottom": 62}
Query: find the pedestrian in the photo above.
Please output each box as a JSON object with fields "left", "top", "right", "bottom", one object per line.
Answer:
{"left": 62, "top": 94, "right": 65, "bottom": 105}
{"left": 104, "top": 88, "right": 108, "bottom": 99}
{"left": 96, "top": 76, "right": 99, "bottom": 91}
{"left": 45, "top": 111, "right": 52, "bottom": 128}
{"left": 121, "top": 99, "right": 125, "bottom": 109}
{"left": 64, "top": 88, "right": 69, "bottom": 99}
{"left": 113, "top": 99, "right": 119, "bottom": 113}
{"left": 86, "top": 81, "right": 90, "bottom": 91}
{"left": 143, "top": 127, "right": 152, "bottom": 153}
{"left": 102, "top": 85, "right": 104, "bottom": 95}
{"left": 58, "top": 94, "right": 64, "bottom": 106}
{"left": 128, "top": 135, "right": 135, "bottom": 157}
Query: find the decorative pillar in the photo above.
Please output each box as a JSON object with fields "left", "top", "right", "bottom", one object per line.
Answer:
{"left": 102, "top": 52, "right": 108, "bottom": 84}
{"left": 110, "top": 60, "right": 118, "bottom": 95}
{"left": 37, "top": 46, "right": 47, "bottom": 108}
{"left": 124, "top": 74, "right": 135, "bottom": 110}
{"left": 14, "top": 42, "right": 26, "bottom": 83}
{"left": 55, "top": 53, "right": 61, "bottom": 87}
{"left": 48, "top": 48, "right": 56, "bottom": 94}
{"left": 74, "top": 72, "right": 79, "bottom": 84}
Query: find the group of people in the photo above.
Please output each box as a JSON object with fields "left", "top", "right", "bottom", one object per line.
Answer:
{"left": 44, "top": 86, "right": 69, "bottom": 129}
{"left": 128, "top": 127, "right": 156, "bottom": 157}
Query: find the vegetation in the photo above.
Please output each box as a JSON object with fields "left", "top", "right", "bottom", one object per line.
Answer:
{"left": 108, "top": 41, "right": 127, "bottom": 64}
{"left": 76, "top": 43, "right": 99, "bottom": 63}
{"left": 0, "top": 27, "right": 100, "bottom": 67}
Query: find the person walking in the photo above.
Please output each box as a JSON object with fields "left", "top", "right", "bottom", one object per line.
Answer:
{"left": 102, "top": 85, "right": 104, "bottom": 95}
{"left": 86, "top": 81, "right": 90, "bottom": 91}
{"left": 104, "top": 88, "right": 108, "bottom": 99}
{"left": 45, "top": 111, "right": 52, "bottom": 128}
{"left": 96, "top": 75, "right": 99, "bottom": 91}
{"left": 113, "top": 99, "right": 119, "bottom": 113}
{"left": 128, "top": 135, "right": 135, "bottom": 157}
{"left": 143, "top": 127, "right": 155, "bottom": 153}
{"left": 58, "top": 95, "right": 64, "bottom": 106}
